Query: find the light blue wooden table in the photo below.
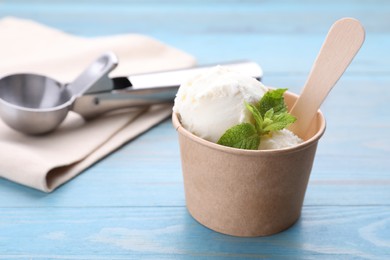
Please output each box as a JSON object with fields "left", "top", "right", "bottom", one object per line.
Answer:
{"left": 1, "top": 0, "right": 389, "bottom": 258}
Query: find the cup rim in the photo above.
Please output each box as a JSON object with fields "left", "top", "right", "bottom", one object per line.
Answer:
{"left": 172, "top": 91, "right": 326, "bottom": 156}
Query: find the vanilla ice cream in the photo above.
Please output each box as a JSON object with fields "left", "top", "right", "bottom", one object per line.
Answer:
{"left": 173, "top": 66, "right": 303, "bottom": 150}
{"left": 259, "top": 129, "right": 302, "bottom": 150}
{"left": 173, "top": 66, "right": 267, "bottom": 143}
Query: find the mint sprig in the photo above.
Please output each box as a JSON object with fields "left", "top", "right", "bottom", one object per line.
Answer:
{"left": 217, "top": 88, "right": 296, "bottom": 150}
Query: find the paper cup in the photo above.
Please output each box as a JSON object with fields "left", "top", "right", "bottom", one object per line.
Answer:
{"left": 172, "top": 91, "right": 326, "bottom": 237}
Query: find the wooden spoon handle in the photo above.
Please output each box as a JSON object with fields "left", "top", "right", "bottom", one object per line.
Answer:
{"left": 289, "top": 18, "right": 365, "bottom": 139}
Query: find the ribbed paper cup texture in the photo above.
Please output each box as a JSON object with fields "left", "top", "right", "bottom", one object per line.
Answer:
{"left": 173, "top": 91, "right": 326, "bottom": 237}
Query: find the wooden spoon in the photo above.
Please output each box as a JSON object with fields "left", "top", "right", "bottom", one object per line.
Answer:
{"left": 289, "top": 18, "right": 365, "bottom": 139}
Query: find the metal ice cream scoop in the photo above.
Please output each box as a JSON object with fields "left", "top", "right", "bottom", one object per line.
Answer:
{"left": 0, "top": 52, "right": 263, "bottom": 135}
{"left": 0, "top": 52, "right": 118, "bottom": 134}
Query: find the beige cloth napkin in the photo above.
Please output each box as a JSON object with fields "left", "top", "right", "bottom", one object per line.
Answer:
{"left": 0, "top": 17, "right": 196, "bottom": 192}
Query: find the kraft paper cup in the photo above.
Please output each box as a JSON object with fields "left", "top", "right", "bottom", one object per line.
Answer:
{"left": 172, "top": 91, "right": 326, "bottom": 237}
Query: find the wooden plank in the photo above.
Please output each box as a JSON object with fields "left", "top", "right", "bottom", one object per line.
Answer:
{"left": 0, "top": 2, "right": 387, "bottom": 75}
{"left": 1, "top": 0, "right": 389, "bottom": 34}
{"left": 159, "top": 34, "right": 388, "bottom": 75}
{"left": 0, "top": 206, "right": 389, "bottom": 258}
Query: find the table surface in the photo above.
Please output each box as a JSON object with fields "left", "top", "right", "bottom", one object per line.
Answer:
{"left": 1, "top": 0, "right": 389, "bottom": 259}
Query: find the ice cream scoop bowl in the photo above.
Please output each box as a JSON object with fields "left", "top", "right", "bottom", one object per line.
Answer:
{"left": 173, "top": 91, "right": 326, "bottom": 237}
{"left": 0, "top": 74, "right": 72, "bottom": 134}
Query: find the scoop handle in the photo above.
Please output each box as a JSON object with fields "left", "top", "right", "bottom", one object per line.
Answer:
{"left": 289, "top": 18, "right": 365, "bottom": 138}
{"left": 66, "top": 52, "right": 118, "bottom": 97}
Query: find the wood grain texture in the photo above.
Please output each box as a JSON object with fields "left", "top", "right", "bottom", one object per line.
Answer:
{"left": 0, "top": 206, "right": 389, "bottom": 259}
{"left": 0, "top": 0, "right": 389, "bottom": 258}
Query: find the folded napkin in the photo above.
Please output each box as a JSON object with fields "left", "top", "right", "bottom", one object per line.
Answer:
{"left": 0, "top": 17, "right": 196, "bottom": 192}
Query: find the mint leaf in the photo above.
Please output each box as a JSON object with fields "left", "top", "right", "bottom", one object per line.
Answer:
{"left": 264, "top": 108, "right": 274, "bottom": 120}
{"left": 245, "top": 102, "right": 263, "bottom": 131}
{"left": 257, "top": 88, "right": 287, "bottom": 116}
{"left": 263, "top": 112, "right": 296, "bottom": 133}
{"left": 217, "top": 123, "right": 260, "bottom": 150}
